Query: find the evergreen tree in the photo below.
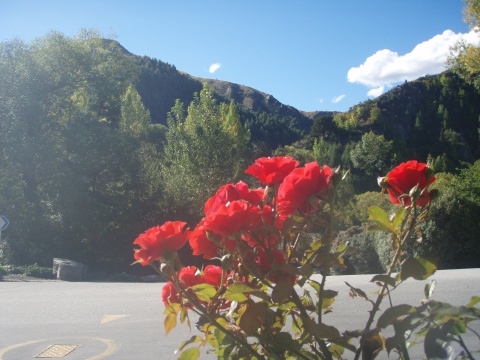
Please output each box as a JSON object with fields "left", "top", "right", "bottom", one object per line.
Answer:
{"left": 162, "top": 84, "right": 251, "bottom": 221}
{"left": 120, "top": 84, "right": 151, "bottom": 137}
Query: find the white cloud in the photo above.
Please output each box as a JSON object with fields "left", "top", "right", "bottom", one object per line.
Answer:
{"left": 317, "top": 97, "right": 324, "bottom": 104}
{"left": 209, "top": 63, "right": 221, "bottom": 73}
{"left": 332, "top": 94, "right": 346, "bottom": 103}
{"left": 367, "top": 86, "right": 385, "bottom": 97}
{"left": 347, "top": 29, "right": 480, "bottom": 96}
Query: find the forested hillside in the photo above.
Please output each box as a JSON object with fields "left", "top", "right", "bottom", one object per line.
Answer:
{"left": 1, "top": 31, "right": 479, "bottom": 275}
{"left": 285, "top": 72, "right": 480, "bottom": 191}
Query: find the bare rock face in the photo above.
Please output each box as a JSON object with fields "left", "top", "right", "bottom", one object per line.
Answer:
{"left": 53, "top": 258, "right": 87, "bottom": 281}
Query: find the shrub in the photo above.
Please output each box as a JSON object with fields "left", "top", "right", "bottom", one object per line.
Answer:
{"left": 335, "top": 226, "right": 386, "bottom": 274}
{"left": 23, "top": 264, "right": 54, "bottom": 279}
{"left": 2, "top": 264, "right": 24, "bottom": 274}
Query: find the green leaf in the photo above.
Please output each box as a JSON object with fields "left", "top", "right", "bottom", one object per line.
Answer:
{"left": 178, "top": 336, "right": 202, "bottom": 352}
{"left": 362, "top": 333, "right": 385, "bottom": 360}
{"left": 345, "top": 281, "right": 369, "bottom": 300}
{"left": 224, "top": 282, "right": 255, "bottom": 302}
{"left": 441, "top": 318, "right": 467, "bottom": 335}
{"left": 308, "top": 239, "right": 324, "bottom": 252}
{"left": 321, "top": 289, "right": 338, "bottom": 309}
{"left": 177, "top": 347, "right": 200, "bottom": 360}
{"left": 337, "top": 244, "right": 357, "bottom": 257}
{"left": 377, "top": 304, "right": 416, "bottom": 329}
{"left": 391, "top": 208, "right": 406, "bottom": 233}
{"left": 309, "top": 280, "right": 321, "bottom": 294}
{"left": 302, "top": 315, "right": 341, "bottom": 339}
{"left": 272, "top": 332, "right": 301, "bottom": 352}
{"left": 180, "top": 306, "right": 191, "bottom": 329}
{"left": 367, "top": 206, "right": 391, "bottom": 232}
{"left": 370, "top": 274, "right": 396, "bottom": 288}
{"left": 467, "top": 296, "right": 480, "bottom": 308}
{"left": 300, "top": 263, "right": 314, "bottom": 279}
{"left": 424, "top": 280, "right": 436, "bottom": 299}
{"left": 429, "top": 300, "right": 480, "bottom": 319}
{"left": 164, "top": 312, "right": 177, "bottom": 335}
{"left": 399, "top": 257, "right": 438, "bottom": 281}
{"left": 271, "top": 279, "right": 294, "bottom": 303}
{"left": 191, "top": 283, "right": 217, "bottom": 302}
{"left": 238, "top": 302, "right": 268, "bottom": 336}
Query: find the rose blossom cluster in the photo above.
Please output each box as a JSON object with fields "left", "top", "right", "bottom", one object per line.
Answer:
{"left": 133, "top": 157, "right": 435, "bottom": 309}
{"left": 133, "top": 157, "right": 337, "bottom": 305}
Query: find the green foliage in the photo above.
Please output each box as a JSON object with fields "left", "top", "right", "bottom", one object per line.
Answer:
{"left": 163, "top": 85, "right": 252, "bottom": 220}
{"left": 340, "top": 167, "right": 480, "bottom": 271}
{"left": 245, "top": 110, "right": 305, "bottom": 151}
{"left": 417, "top": 166, "right": 480, "bottom": 268}
{"left": 448, "top": 0, "right": 480, "bottom": 91}
{"left": 334, "top": 227, "right": 386, "bottom": 274}
{"left": 312, "top": 138, "right": 343, "bottom": 167}
{"left": 305, "top": 71, "right": 480, "bottom": 185}
{"left": 148, "top": 156, "right": 480, "bottom": 359}
{"left": 0, "top": 31, "right": 167, "bottom": 270}
{"left": 348, "top": 191, "right": 394, "bottom": 226}
{"left": 120, "top": 84, "right": 151, "bottom": 137}
{"left": 350, "top": 132, "right": 393, "bottom": 176}
{"left": 0, "top": 264, "right": 53, "bottom": 278}
{"left": 22, "top": 264, "right": 54, "bottom": 279}
{"left": 0, "top": 28, "right": 479, "bottom": 277}
{"left": 273, "top": 144, "right": 315, "bottom": 164}
{"left": 135, "top": 56, "right": 202, "bottom": 124}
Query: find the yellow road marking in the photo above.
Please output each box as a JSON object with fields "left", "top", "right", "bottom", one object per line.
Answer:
{"left": 100, "top": 314, "right": 129, "bottom": 324}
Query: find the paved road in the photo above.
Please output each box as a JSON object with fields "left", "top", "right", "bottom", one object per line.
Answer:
{"left": 1, "top": 269, "right": 479, "bottom": 359}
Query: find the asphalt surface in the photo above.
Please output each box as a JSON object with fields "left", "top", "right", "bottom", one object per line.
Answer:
{"left": 1, "top": 269, "right": 479, "bottom": 359}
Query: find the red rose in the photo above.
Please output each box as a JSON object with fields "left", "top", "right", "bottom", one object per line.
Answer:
{"left": 245, "top": 156, "right": 299, "bottom": 185}
{"left": 255, "top": 247, "right": 295, "bottom": 284}
{"left": 178, "top": 266, "right": 204, "bottom": 287}
{"left": 161, "top": 281, "right": 179, "bottom": 306}
{"left": 383, "top": 160, "right": 435, "bottom": 207}
{"left": 161, "top": 266, "right": 204, "bottom": 306}
{"left": 203, "top": 200, "right": 258, "bottom": 237}
{"left": 133, "top": 221, "right": 191, "bottom": 266}
{"left": 189, "top": 220, "right": 219, "bottom": 260}
{"left": 277, "top": 162, "right": 334, "bottom": 216}
{"left": 203, "top": 265, "right": 224, "bottom": 286}
{"left": 242, "top": 205, "right": 280, "bottom": 248}
{"left": 204, "top": 181, "right": 264, "bottom": 215}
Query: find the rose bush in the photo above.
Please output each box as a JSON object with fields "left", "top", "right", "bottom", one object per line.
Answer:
{"left": 134, "top": 157, "right": 479, "bottom": 360}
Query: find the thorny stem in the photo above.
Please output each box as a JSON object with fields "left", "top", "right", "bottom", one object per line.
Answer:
{"left": 466, "top": 324, "right": 480, "bottom": 340}
{"left": 290, "top": 292, "right": 332, "bottom": 360}
{"left": 386, "top": 285, "right": 393, "bottom": 307}
{"left": 455, "top": 334, "right": 475, "bottom": 360}
{"left": 398, "top": 336, "right": 411, "bottom": 360}
{"left": 354, "top": 208, "right": 417, "bottom": 360}
{"left": 318, "top": 273, "right": 327, "bottom": 325}
{"left": 265, "top": 334, "right": 311, "bottom": 360}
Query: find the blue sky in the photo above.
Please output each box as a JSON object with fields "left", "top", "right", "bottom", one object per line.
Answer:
{"left": 1, "top": 0, "right": 478, "bottom": 112}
